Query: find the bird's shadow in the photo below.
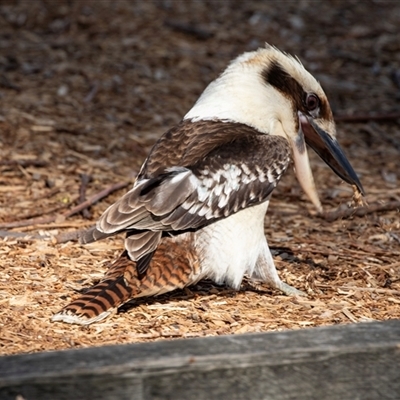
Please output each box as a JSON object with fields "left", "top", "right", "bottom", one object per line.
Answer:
{"left": 270, "top": 246, "right": 327, "bottom": 270}
{"left": 117, "top": 246, "right": 326, "bottom": 315}
{"left": 74, "top": 246, "right": 325, "bottom": 315}
{"left": 118, "top": 279, "right": 240, "bottom": 315}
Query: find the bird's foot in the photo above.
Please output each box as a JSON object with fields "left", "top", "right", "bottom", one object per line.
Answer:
{"left": 273, "top": 280, "right": 306, "bottom": 296}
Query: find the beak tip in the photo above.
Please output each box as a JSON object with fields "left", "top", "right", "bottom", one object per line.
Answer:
{"left": 301, "top": 116, "right": 365, "bottom": 203}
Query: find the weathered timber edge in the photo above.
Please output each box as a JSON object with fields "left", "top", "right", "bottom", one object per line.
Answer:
{"left": 1, "top": 320, "right": 400, "bottom": 400}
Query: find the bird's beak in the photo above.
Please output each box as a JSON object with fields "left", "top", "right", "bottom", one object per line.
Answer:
{"left": 290, "top": 116, "right": 323, "bottom": 212}
{"left": 290, "top": 112, "right": 364, "bottom": 213}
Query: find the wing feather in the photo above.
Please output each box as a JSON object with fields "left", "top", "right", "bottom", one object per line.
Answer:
{"left": 97, "top": 135, "right": 289, "bottom": 234}
{"left": 81, "top": 130, "right": 291, "bottom": 276}
{"left": 125, "top": 231, "right": 162, "bottom": 261}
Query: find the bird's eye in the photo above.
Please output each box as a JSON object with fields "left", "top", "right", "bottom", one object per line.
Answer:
{"left": 305, "top": 93, "right": 319, "bottom": 111}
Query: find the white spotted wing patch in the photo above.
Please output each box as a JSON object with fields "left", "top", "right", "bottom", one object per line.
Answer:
{"left": 197, "top": 164, "right": 256, "bottom": 213}
{"left": 168, "top": 143, "right": 289, "bottom": 228}
{"left": 84, "top": 134, "right": 291, "bottom": 263}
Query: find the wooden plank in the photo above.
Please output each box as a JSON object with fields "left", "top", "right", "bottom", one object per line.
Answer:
{"left": 1, "top": 320, "right": 400, "bottom": 400}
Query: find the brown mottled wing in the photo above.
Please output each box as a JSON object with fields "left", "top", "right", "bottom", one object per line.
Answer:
{"left": 80, "top": 120, "right": 279, "bottom": 247}
{"left": 81, "top": 133, "right": 291, "bottom": 274}
{"left": 159, "top": 134, "right": 291, "bottom": 229}
{"left": 138, "top": 120, "right": 273, "bottom": 179}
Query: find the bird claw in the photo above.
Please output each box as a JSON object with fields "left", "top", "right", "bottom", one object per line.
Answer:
{"left": 275, "top": 281, "right": 307, "bottom": 296}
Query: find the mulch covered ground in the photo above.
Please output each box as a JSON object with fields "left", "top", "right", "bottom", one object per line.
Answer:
{"left": 0, "top": 0, "right": 399, "bottom": 356}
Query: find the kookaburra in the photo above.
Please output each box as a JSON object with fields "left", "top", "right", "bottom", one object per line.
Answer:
{"left": 53, "top": 45, "right": 364, "bottom": 325}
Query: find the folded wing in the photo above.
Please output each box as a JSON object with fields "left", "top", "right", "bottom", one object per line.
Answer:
{"left": 81, "top": 134, "right": 291, "bottom": 275}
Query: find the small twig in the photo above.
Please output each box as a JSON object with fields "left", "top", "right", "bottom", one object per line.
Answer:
{"left": 0, "top": 196, "right": 80, "bottom": 229}
{"left": 34, "top": 186, "right": 61, "bottom": 200}
{"left": 322, "top": 201, "right": 400, "bottom": 222}
{"left": 164, "top": 20, "right": 214, "bottom": 40}
{"left": 0, "top": 228, "right": 91, "bottom": 243}
{"left": 335, "top": 112, "right": 400, "bottom": 123}
{"left": 84, "top": 82, "right": 99, "bottom": 103}
{"left": 63, "top": 181, "right": 129, "bottom": 219}
{"left": 12, "top": 202, "right": 72, "bottom": 221}
{"left": 338, "top": 286, "right": 400, "bottom": 296}
{"left": 78, "top": 173, "right": 92, "bottom": 219}
{"left": 0, "top": 181, "right": 130, "bottom": 229}
{"left": 0, "top": 159, "right": 48, "bottom": 168}
{"left": 0, "top": 230, "right": 43, "bottom": 240}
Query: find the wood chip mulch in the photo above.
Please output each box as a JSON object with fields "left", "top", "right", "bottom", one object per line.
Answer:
{"left": 0, "top": 1, "right": 399, "bottom": 356}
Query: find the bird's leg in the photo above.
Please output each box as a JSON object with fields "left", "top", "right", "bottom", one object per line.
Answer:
{"left": 252, "top": 241, "right": 306, "bottom": 296}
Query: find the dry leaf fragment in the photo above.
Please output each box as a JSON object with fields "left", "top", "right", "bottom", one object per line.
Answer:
{"left": 352, "top": 184, "right": 367, "bottom": 207}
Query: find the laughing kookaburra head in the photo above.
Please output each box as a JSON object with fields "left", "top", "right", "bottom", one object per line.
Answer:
{"left": 53, "top": 45, "right": 364, "bottom": 325}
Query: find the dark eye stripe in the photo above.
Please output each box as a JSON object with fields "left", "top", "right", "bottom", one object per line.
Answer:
{"left": 262, "top": 61, "right": 305, "bottom": 107}
{"left": 262, "top": 60, "right": 332, "bottom": 121}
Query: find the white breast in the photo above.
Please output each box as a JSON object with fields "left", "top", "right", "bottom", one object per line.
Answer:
{"left": 193, "top": 201, "right": 269, "bottom": 289}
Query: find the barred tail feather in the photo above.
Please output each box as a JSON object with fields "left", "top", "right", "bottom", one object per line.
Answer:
{"left": 52, "top": 234, "right": 201, "bottom": 325}
{"left": 52, "top": 276, "right": 134, "bottom": 325}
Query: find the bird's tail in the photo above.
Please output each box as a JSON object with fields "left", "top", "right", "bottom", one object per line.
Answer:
{"left": 52, "top": 236, "right": 200, "bottom": 325}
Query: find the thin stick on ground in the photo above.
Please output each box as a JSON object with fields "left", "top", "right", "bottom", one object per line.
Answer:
{"left": 323, "top": 201, "right": 400, "bottom": 222}
{"left": 11, "top": 202, "right": 68, "bottom": 222}
{"left": 0, "top": 195, "right": 80, "bottom": 229}
{"left": 0, "top": 159, "right": 49, "bottom": 168}
{"left": 0, "top": 181, "right": 130, "bottom": 229}
{"left": 64, "top": 181, "right": 130, "bottom": 219}
{"left": 0, "top": 230, "right": 43, "bottom": 240}
{"left": 78, "top": 174, "right": 92, "bottom": 219}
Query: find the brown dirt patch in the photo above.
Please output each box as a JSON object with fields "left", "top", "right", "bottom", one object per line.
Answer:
{"left": 0, "top": 1, "right": 399, "bottom": 355}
